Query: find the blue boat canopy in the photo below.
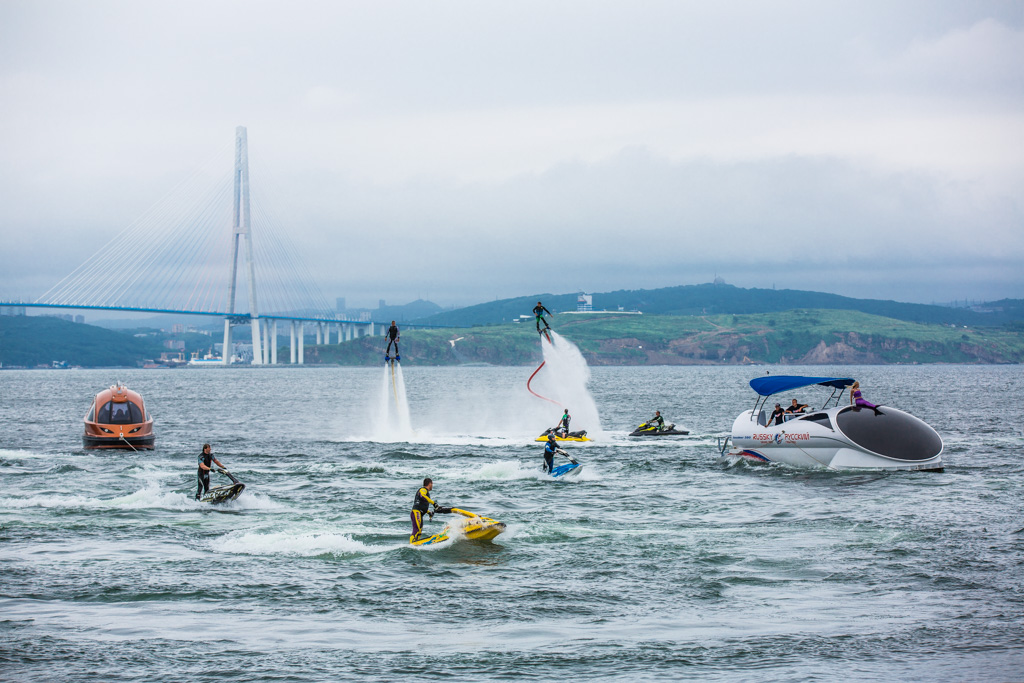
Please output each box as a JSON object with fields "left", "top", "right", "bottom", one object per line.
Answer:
{"left": 749, "top": 375, "right": 856, "bottom": 397}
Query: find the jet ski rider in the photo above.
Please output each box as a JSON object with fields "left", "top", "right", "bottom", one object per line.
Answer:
{"left": 411, "top": 477, "right": 443, "bottom": 542}
{"left": 556, "top": 408, "right": 571, "bottom": 437}
{"left": 385, "top": 321, "right": 400, "bottom": 361}
{"left": 543, "top": 430, "right": 571, "bottom": 473}
{"left": 533, "top": 301, "right": 553, "bottom": 334}
{"left": 649, "top": 410, "right": 665, "bottom": 431}
{"left": 196, "top": 443, "right": 227, "bottom": 501}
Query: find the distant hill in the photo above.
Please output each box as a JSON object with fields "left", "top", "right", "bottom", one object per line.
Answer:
{"left": 0, "top": 316, "right": 165, "bottom": 367}
{"left": 305, "top": 309, "right": 1024, "bottom": 366}
{"left": 410, "top": 283, "right": 1024, "bottom": 328}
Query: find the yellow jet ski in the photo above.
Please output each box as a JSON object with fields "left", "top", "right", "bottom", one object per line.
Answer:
{"left": 410, "top": 507, "right": 506, "bottom": 547}
{"left": 534, "top": 430, "right": 590, "bottom": 442}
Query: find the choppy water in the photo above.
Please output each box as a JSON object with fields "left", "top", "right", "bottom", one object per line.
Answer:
{"left": 1, "top": 364, "right": 1022, "bottom": 681}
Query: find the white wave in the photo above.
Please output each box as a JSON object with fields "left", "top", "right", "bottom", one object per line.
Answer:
{"left": 216, "top": 529, "right": 400, "bottom": 557}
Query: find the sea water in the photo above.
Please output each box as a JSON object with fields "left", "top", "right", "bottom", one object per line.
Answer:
{"left": 1, "top": 365, "right": 1022, "bottom": 681}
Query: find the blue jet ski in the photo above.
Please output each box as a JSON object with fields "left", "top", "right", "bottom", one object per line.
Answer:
{"left": 549, "top": 462, "right": 583, "bottom": 478}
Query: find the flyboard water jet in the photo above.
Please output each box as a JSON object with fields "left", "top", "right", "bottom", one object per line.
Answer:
{"left": 525, "top": 325, "right": 601, "bottom": 441}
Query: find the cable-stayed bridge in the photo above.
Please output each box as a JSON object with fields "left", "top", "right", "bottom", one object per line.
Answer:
{"left": 4, "top": 126, "right": 374, "bottom": 365}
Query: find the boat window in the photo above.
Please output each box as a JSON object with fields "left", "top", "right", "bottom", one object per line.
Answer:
{"left": 835, "top": 407, "right": 942, "bottom": 461}
{"left": 101, "top": 401, "right": 143, "bottom": 424}
{"left": 87, "top": 404, "right": 95, "bottom": 421}
{"left": 799, "top": 413, "right": 833, "bottom": 430}
{"left": 756, "top": 410, "right": 767, "bottom": 426}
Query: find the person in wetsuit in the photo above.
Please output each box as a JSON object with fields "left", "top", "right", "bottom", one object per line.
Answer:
{"left": 768, "top": 403, "right": 786, "bottom": 426}
{"left": 411, "top": 477, "right": 440, "bottom": 542}
{"left": 556, "top": 409, "right": 571, "bottom": 437}
{"left": 543, "top": 432, "right": 560, "bottom": 473}
{"left": 533, "top": 302, "right": 552, "bottom": 334}
{"left": 385, "top": 321, "right": 400, "bottom": 361}
{"left": 649, "top": 410, "right": 665, "bottom": 431}
{"left": 196, "top": 443, "right": 227, "bottom": 501}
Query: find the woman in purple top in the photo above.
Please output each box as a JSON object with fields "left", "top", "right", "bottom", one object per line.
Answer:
{"left": 849, "top": 381, "right": 877, "bottom": 409}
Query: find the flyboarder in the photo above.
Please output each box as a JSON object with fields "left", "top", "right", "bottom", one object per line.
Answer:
{"left": 385, "top": 321, "right": 400, "bottom": 362}
{"left": 533, "top": 301, "right": 553, "bottom": 335}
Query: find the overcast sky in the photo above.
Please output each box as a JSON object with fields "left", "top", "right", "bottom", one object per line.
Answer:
{"left": 1, "top": 0, "right": 1022, "bottom": 311}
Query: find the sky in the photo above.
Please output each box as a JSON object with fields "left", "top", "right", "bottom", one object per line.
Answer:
{"left": 1, "top": 0, "right": 1022, "bottom": 311}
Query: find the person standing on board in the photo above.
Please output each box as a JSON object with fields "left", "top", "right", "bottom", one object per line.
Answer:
{"left": 533, "top": 301, "right": 553, "bottom": 335}
{"left": 196, "top": 443, "right": 228, "bottom": 501}
{"left": 385, "top": 321, "right": 400, "bottom": 362}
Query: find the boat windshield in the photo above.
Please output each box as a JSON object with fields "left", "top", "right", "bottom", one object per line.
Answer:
{"left": 835, "top": 407, "right": 942, "bottom": 461}
{"left": 97, "top": 401, "right": 143, "bottom": 424}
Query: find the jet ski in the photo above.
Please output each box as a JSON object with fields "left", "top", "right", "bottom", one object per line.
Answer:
{"left": 548, "top": 462, "right": 583, "bottom": 478}
{"left": 534, "top": 430, "right": 590, "bottom": 442}
{"left": 629, "top": 421, "right": 689, "bottom": 437}
{"left": 544, "top": 449, "right": 583, "bottom": 479}
{"left": 200, "top": 469, "right": 245, "bottom": 504}
{"left": 410, "top": 507, "right": 506, "bottom": 546}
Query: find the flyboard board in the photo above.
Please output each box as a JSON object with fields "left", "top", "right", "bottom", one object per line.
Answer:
{"left": 200, "top": 469, "right": 245, "bottom": 504}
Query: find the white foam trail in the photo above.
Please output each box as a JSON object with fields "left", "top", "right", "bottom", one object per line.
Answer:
{"left": 216, "top": 529, "right": 400, "bottom": 557}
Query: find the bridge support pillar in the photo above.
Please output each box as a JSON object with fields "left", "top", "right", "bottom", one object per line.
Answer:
{"left": 298, "top": 322, "right": 305, "bottom": 365}
{"left": 222, "top": 319, "right": 231, "bottom": 365}
{"left": 250, "top": 318, "right": 262, "bottom": 365}
{"left": 271, "top": 320, "right": 278, "bottom": 364}
{"left": 290, "top": 321, "right": 296, "bottom": 364}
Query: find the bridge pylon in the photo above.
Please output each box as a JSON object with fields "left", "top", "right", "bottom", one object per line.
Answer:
{"left": 223, "top": 126, "right": 262, "bottom": 365}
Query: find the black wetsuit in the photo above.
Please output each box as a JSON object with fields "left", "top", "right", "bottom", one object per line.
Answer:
{"left": 196, "top": 450, "right": 213, "bottom": 500}
{"left": 533, "top": 305, "right": 552, "bottom": 332}
{"left": 386, "top": 325, "right": 400, "bottom": 358}
{"left": 543, "top": 438, "right": 558, "bottom": 473}
{"left": 410, "top": 486, "right": 436, "bottom": 540}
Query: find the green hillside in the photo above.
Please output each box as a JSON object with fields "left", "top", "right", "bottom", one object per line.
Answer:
{"left": 0, "top": 316, "right": 166, "bottom": 367}
{"left": 412, "top": 283, "right": 1023, "bottom": 328}
{"left": 304, "top": 309, "right": 1024, "bottom": 366}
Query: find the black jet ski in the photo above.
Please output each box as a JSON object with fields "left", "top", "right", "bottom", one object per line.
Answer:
{"left": 629, "top": 421, "right": 689, "bottom": 437}
{"left": 200, "top": 469, "right": 245, "bottom": 504}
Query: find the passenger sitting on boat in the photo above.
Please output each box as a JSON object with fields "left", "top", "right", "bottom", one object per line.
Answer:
{"left": 849, "top": 381, "right": 878, "bottom": 410}
{"left": 786, "top": 399, "right": 809, "bottom": 415}
{"left": 411, "top": 478, "right": 438, "bottom": 543}
{"left": 650, "top": 410, "right": 665, "bottom": 431}
{"left": 196, "top": 444, "right": 228, "bottom": 500}
{"left": 768, "top": 403, "right": 786, "bottom": 426}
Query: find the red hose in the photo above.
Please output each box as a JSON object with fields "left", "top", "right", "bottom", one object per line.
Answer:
{"left": 527, "top": 360, "right": 560, "bottom": 406}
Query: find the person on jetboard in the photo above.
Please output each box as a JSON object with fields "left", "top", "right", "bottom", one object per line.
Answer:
{"left": 385, "top": 321, "right": 400, "bottom": 362}
{"left": 411, "top": 477, "right": 446, "bottom": 542}
{"left": 533, "top": 301, "right": 553, "bottom": 335}
{"left": 543, "top": 430, "right": 574, "bottom": 474}
{"left": 196, "top": 443, "right": 228, "bottom": 500}
{"left": 554, "top": 408, "right": 571, "bottom": 437}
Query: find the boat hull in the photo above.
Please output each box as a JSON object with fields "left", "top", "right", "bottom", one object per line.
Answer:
{"left": 410, "top": 508, "right": 505, "bottom": 546}
{"left": 728, "top": 406, "right": 943, "bottom": 471}
{"left": 535, "top": 431, "right": 590, "bottom": 442}
{"left": 83, "top": 434, "right": 156, "bottom": 450}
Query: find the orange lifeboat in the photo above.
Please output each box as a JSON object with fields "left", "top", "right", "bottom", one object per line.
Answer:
{"left": 83, "top": 383, "right": 155, "bottom": 449}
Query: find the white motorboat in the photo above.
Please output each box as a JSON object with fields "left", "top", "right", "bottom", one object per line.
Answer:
{"left": 721, "top": 375, "right": 943, "bottom": 471}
